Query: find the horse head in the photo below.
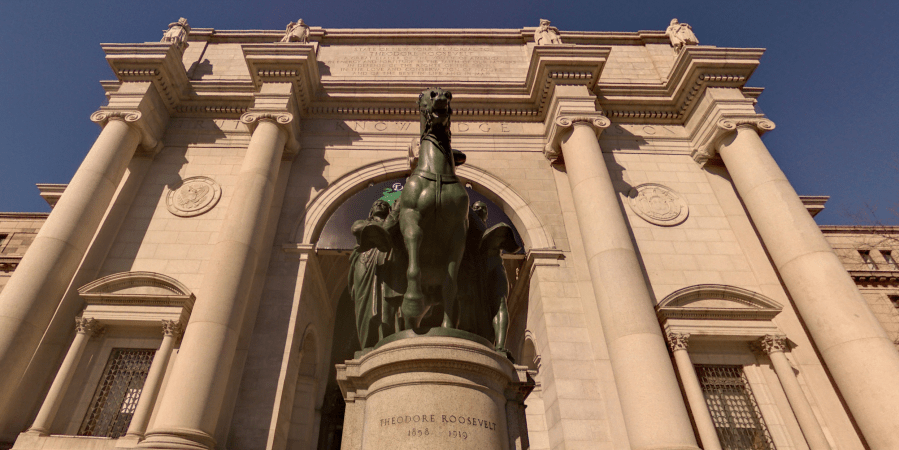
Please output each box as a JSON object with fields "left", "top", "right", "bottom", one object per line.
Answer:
{"left": 418, "top": 87, "right": 453, "bottom": 139}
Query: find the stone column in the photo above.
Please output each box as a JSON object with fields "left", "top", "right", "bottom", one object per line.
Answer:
{"left": 141, "top": 113, "right": 294, "bottom": 450}
{"left": 713, "top": 119, "right": 899, "bottom": 449}
{"left": 667, "top": 333, "right": 722, "bottom": 450}
{"left": 25, "top": 318, "right": 102, "bottom": 436}
{"left": 758, "top": 335, "right": 831, "bottom": 450}
{"left": 0, "top": 111, "right": 151, "bottom": 415}
{"left": 123, "top": 321, "right": 182, "bottom": 442}
{"left": 550, "top": 115, "right": 699, "bottom": 450}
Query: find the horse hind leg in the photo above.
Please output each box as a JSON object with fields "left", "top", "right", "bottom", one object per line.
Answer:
{"left": 440, "top": 226, "right": 468, "bottom": 329}
{"left": 400, "top": 211, "right": 426, "bottom": 329}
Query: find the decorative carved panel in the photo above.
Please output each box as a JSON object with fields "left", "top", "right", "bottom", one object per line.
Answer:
{"left": 166, "top": 176, "right": 222, "bottom": 218}
{"left": 627, "top": 183, "right": 688, "bottom": 226}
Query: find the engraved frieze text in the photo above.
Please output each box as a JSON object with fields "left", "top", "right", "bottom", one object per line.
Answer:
{"left": 320, "top": 45, "right": 527, "bottom": 78}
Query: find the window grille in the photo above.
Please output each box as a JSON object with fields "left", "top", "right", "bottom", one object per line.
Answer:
{"left": 882, "top": 251, "right": 899, "bottom": 270}
{"left": 695, "top": 364, "right": 776, "bottom": 450}
{"left": 80, "top": 348, "right": 155, "bottom": 438}
{"left": 859, "top": 250, "right": 878, "bottom": 270}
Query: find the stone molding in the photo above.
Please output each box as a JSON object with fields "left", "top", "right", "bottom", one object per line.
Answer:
{"left": 74, "top": 317, "right": 103, "bottom": 336}
{"left": 543, "top": 113, "right": 610, "bottom": 161}
{"left": 598, "top": 47, "right": 763, "bottom": 124}
{"left": 240, "top": 110, "right": 301, "bottom": 156}
{"left": 666, "top": 332, "right": 690, "bottom": 352}
{"left": 691, "top": 113, "right": 775, "bottom": 165}
{"left": 101, "top": 43, "right": 191, "bottom": 112}
{"left": 657, "top": 284, "right": 782, "bottom": 322}
{"left": 758, "top": 335, "right": 789, "bottom": 354}
{"left": 90, "top": 109, "right": 164, "bottom": 156}
{"left": 78, "top": 271, "right": 195, "bottom": 315}
{"left": 241, "top": 43, "right": 320, "bottom": 114}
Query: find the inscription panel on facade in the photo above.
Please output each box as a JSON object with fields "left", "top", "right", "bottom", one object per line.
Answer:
{"left": 318, "top": 45, "right": 529, "bottom": 79}
{"left": 368, "top": 410, "right": 502, "bottom": 449}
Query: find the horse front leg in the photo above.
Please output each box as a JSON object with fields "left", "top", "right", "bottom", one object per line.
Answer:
{"left": 441, "top": 224, "right": 467, "bottom": 329}
{"left": 400, "top": 210, "right": 425, "bottom": 329}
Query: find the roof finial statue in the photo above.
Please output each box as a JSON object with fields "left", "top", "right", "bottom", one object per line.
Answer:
{"left": 665, "top": 18, "right": 699, "bottom": 52}
{"left": 161, "top": 17, "right": 191, "bottom": 51}
{"left": 280, "top": 19, "right": 310, "bottom": 43}
{"left": 535, "top": 19, "right": 562, "bottom": 45}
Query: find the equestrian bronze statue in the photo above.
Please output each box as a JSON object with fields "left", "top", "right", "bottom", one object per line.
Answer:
{"left": 396, "top": 87, "right": 470, "bottom": 330}
{"left": 348, "top": 88, "right": 520, "bottom": 355}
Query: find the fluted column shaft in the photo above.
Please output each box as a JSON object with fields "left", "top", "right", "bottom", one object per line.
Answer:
{"left": 759, "top": 335, "right": 831, "bottom": 450}
{"left": 26, "top": 318, "right": 102, "bottom": 435}
{"left": 0, "top": 117, "right": 141, "bottom": 414}
{"left": 667, "top": 333, "right": 722, "bottom": 450}
{"left": 142, "top": 118, "right": 289, "bottom": 449}
{"left": 717, "top": 125, "right": 899, "bottom": 449}
{"left": 561, "top": 121, "right": 699, "bottom": 450}
{"left": 125, "top": 321, "right": 182, "bottom": 440}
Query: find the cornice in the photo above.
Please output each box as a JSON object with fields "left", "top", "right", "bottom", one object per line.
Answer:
{"left": 305, "top": 44, "right": 609, "bottom": 122}
{"left": 241, "top": 43, "right": 321, "bottom": 115}
{"left": 597, "top": 47, "right": 764, "bottom": 123}
{"left": 185, "top": 27, "right": 670, "bottom": 46}
{"left": 101, "top": 43, "right": 191, "bottom": 111}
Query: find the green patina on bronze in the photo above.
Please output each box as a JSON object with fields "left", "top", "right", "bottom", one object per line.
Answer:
{"left": 347, "top": 88, "right": 520, "bottom": 357}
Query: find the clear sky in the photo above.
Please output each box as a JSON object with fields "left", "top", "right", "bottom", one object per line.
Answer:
{"left": 1, "top": 1, "right": 897, "bottom": 225}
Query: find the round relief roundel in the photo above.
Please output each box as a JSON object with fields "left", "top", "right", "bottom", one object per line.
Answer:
{"left": 627, "top": 183, "right": 689, "bottom": 226}
{"left": 166, "top": 176, "right": 222, "bottom": 217}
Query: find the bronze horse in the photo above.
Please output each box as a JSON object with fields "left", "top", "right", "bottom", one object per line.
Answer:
{"left": 396, "top": 88, "right": 469, "bottom": 329}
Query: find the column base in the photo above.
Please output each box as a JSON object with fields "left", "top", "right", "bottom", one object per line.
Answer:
{"left": 337, "top": 334, "right": 533, "bottom": 450}
{"left": 137, "top": 428, "right": 215, "bottom": 450}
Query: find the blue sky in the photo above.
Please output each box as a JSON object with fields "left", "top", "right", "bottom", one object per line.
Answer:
{"left": 1, "top": 1, "right": 897, "bottom": 225}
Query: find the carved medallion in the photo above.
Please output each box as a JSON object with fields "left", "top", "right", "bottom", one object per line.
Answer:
{"left": 166, "top": 176, "right": 221, "bottom": 217}
{"left": 627, "top": 183, "right": 688, "bottom": 226}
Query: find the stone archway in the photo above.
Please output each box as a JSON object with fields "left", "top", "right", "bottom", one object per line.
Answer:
{"left": 291, "top": 158, "right": 555, "bottom": 251}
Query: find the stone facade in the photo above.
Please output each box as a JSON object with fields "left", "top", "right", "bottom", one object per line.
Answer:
{"left": 1, "top": 19, "right": 898, "bottom": 450}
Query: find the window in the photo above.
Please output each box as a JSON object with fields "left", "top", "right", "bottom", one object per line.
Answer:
{"left": 889, "top": 295, "right": 899, "bottom": 309}
{"left": 882, "top": 251, "right": 899, "bottom": 270}
{"left": 79, "top": 348, "right": 155, "bottom": 438}
{"left": 695, "top": 364, "right": 776, "bottom": 450}
{"left": 859, "top": 250, "right": 878, "bottom": 270}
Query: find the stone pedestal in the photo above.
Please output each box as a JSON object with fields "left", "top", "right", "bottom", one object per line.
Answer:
{"left": 336, "top": 333, "right": 532, "bottom": 450}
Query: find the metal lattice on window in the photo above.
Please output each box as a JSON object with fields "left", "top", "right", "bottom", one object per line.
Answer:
{"left": 695, "top": 364, "right": 776, "bottom": 450}
{"left": 79, "top": 348, "right": 155, "bottom": 438}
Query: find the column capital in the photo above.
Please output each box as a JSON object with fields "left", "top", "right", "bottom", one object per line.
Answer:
{"left": 74, "top": 317, "right": 103, "bottom": 337}
{"left": 161, "top": 320, "right": 183, "bottom": 339}
{"left": 666, "top": 332, "right": 691, "bottom": 352}
{"left": 691, "top": 114, "right": 775, "bottom": 165}
{"left": 90, "top": 109, "right": 163, "bottom": 156}
{"left": 240, "top": 110, "right": 301, "bottom": 157}
{"left": 543, "top": 113, "right": 610, "bottom": 162}
{"left": 757, "top": 334, "right": 789, "bottom": 354}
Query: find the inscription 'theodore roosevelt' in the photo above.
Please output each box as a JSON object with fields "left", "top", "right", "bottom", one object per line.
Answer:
{"left": 379, "top": 414, "right": 497, "bottom": 431}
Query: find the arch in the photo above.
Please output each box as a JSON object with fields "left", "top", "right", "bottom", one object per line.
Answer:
{"left": 657, "top": 284, "right": 782, "bottom": 321}
{"left": 290, "top": 158, "right": 555, "bottom": 251}
{"left": 78, "top": 271, "right": 194, "bottom": 302}
{"left": 288, "top": 327, "right": 320, "bottom": 450}
{"left": 520, "top": 333, "right": 540, "bottom": 373}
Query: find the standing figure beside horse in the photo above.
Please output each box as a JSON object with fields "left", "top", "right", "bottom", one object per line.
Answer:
{"left": 396, "top": 87, "right": 469, "bottom": 330}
